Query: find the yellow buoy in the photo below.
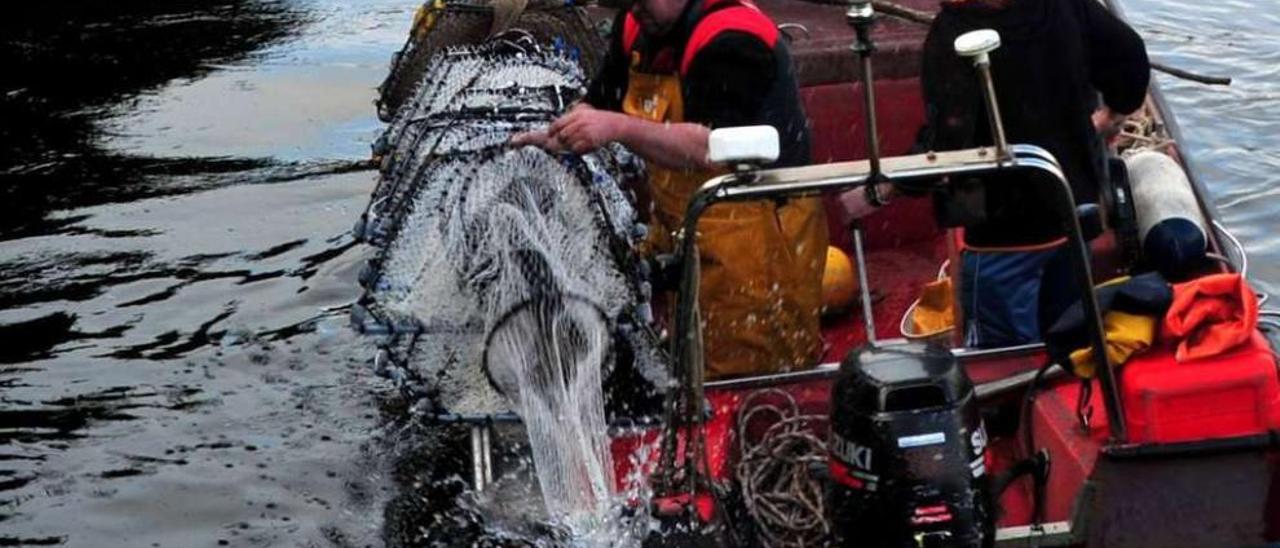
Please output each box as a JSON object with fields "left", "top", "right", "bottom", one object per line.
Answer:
{"left": 822, "top": 246, "right": 859, "bottom": 312}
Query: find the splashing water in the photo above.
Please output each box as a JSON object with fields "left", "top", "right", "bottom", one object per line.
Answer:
{"left": 485, "top": 295, "right": 617, "bottom": 532}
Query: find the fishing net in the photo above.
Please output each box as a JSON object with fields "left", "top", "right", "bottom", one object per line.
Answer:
{"left": 484, "top": 293, "right": 616, "bottom": 521}
{"left": 355, "top": 36, "right": 664, "bottom": 533}
{"left": 353, "top": 34, "right": 664, "bottom": 422}
{"left": 376, "top": 0, "right": 608, "bottom": 121}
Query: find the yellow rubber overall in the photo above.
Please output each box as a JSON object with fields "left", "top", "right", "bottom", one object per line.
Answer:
{"left": 621, "top": 65, "right": 827, "bottom": 378}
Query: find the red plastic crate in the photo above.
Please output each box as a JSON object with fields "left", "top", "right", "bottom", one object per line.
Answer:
{"left": 1121, "top": 331, "right": 1280, "bottom": 444}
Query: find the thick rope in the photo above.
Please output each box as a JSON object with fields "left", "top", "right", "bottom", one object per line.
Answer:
{"left": 735, "top": 389, "right": 831, "bottom": 548}
{"left": 1115, "top": 101, "right": 1176, "bottom": 157}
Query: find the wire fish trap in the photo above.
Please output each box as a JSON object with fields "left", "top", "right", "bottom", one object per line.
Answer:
{"left": 353, "top": 37, "right": 663, "bottom": 419}
{"left": 376, "top": 0, "right": 606, "bottom": 121}
{"left": 363, "top": 40, "right": 587, "bottom": 247}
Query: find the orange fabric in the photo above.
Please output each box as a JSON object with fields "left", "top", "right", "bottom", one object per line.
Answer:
{"left": 1162, "top": 273, "right": 1258, "bottom": 362}
{"left": 910, "top": 276, "right": 955, "bottom": 338}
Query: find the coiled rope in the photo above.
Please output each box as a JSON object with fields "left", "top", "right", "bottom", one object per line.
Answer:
{"left": 735, "top": 389, "right": 831, "bottom": 548}
{"left": 1115, "top": 101, "right": 1176, "bottom": 157}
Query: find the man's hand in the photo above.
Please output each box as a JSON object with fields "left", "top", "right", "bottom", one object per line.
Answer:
{"left": 546, "top": 104, "right": 631, "bottom": 155}
{"left": 837, "top": 182, "right": 894, "bottom": 223}
{"left": 509, "top": 103, "right": 627, "bottom": 155}
{"left": 510, "top": 102, "right": 711, "bottom": 170}
{"left": 509, "top": 129, "right": 564, "bottom": 152}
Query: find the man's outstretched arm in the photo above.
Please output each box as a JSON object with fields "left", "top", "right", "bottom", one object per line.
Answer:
{"left": 510, "top": 103, "right": 713, "bottom": 171}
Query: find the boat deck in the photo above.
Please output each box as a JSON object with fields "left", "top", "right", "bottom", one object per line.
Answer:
{"left": 758, "top": 0, "right": 936, "bottom": 84}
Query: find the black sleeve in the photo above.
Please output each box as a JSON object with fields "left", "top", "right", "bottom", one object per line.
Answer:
{"left": 917, "top": 22, "right": 948, "bottom": 151}
{"left": 584, "top": 11, "right": 630, "bottom": 111}
{"left": 1080, "top": 0, "right": 1150, "bottom": 114}
{"left": 917, "top": 16, "right": 978, "bottom": 152}
{"left": 680, "top": 31, "right": 777, "bottom": 128}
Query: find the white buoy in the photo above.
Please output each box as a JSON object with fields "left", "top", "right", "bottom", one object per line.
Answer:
{"left": 1124, "top": 150, "right": 1208, "bottom": 278}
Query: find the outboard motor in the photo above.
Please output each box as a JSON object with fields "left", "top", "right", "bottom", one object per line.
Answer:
{"left": 828, "top": 343, "right": 991, "bottom": 547}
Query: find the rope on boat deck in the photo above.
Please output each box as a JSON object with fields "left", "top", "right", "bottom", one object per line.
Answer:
{"left": 736, "top": 389, "right": 831, "bottom": 548}
{"left": 1115, "top": 101, "right": 1176, "bottom": 157}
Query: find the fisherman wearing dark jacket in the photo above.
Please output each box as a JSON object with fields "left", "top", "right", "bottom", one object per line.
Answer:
{"left": 919, "top": 0, "right": 1150, "bottom": 347}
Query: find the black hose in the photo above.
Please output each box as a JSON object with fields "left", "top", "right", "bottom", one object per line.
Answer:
{"left": 1010, "top": 358, "right": 1057, "bottom": 525}
{"left": 1020, "top": 359, "right": 1056, "bottom": 457}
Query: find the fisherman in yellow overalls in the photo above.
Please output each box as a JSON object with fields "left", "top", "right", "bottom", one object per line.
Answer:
{"left": 511, "top": 0, "right": 826, "bottom": 378}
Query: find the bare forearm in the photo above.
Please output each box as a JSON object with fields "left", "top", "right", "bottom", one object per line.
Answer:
{"left": 615, "top": 117, "right": 712, "bottom": 171}
{"left": 511, "top": 103, "right": 715, "bottom": 170}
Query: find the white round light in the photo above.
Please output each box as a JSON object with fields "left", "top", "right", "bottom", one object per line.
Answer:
{"left": 954, "top": 29, "right": 1002, "bottom": 58}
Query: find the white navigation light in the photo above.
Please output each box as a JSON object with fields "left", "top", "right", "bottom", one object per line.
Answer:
{"left": 954, "top": 29, "right": 1001, "bottom": 65}
{"left": 708, "top": 125, "right": 780, "bottom": 166}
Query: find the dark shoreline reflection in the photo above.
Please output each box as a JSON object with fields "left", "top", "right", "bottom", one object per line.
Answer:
{"left": 0, "top": 0, "right": 306, "bottom": 238}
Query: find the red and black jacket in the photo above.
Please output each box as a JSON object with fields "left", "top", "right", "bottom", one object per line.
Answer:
{"left": 585, "top": 0, "right": 811, "bottom": 167}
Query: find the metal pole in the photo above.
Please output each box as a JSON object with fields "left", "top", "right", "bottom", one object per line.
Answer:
{"left": 1055, "top": 185, "right": 1128, "bottom": 442}
{"left": 1017, "top": 158, "right": 1127, "bottom": 442}
{"left": 481, "top": 423, "right": 494, "bottom": 487}
{"left": 470, "top": 424, "right": 488, "bottom": 491}
{"left": 852, "top": 226, "right": 878, "bottom": 345}
{"left": 860, "top": 53, "right": 882, "bottom": 175}
{"left": 976, "top": 62, "right": 1009, "bottom": 160}
{"left": 967, "top": 40, "right": 1122, "bottom": 440}
{"left": 848, "top": 2, "right": 883, "bottom": 176}
{"left": 847, "top": 2, "right": 884, "bottom": 348}
{"left": 656, "top": 214, "right": 711, "bottom": 499}
{"left": 956, "top": 30, "right": 1009, "bottom": 161}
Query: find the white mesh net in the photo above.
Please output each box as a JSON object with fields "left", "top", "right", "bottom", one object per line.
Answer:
{"left": 353, "top": 37, "right": 664, "bottom": 533}
{"left": 484, "top": 294, "right": 615, "bottom": 526}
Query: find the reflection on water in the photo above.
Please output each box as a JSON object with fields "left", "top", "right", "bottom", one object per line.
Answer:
{"left": 1, "top": 1, "right": 303, "bottom": 237}
{"left": 0, "top": 170, "right": 392, "bottom": 546}
{"left": 1, "top": 0, "right": 1277, "bottom": 545}
{"left": 0, "top": 0, "right": 414, "bottom": 546}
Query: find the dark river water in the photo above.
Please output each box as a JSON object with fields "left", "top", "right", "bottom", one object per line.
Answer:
{"left": 1, "top": 0, "right": 1277, "bottom": 546}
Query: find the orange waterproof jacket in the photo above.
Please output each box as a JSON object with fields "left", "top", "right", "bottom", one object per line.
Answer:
{"left": 1163, "top": 273, "right": 1258, "bottom": 362}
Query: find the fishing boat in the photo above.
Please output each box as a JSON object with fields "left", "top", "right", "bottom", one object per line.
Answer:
{"left": 363, "top": 0, "right": 1280, "bottom": 545}
{"left": 610, "top": 0, "right": 1280, "bottom": 545}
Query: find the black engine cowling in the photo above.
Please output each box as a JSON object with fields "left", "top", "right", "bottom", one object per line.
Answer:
{"left": 828, "top": 343, "right": 992, "bottom": 547}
